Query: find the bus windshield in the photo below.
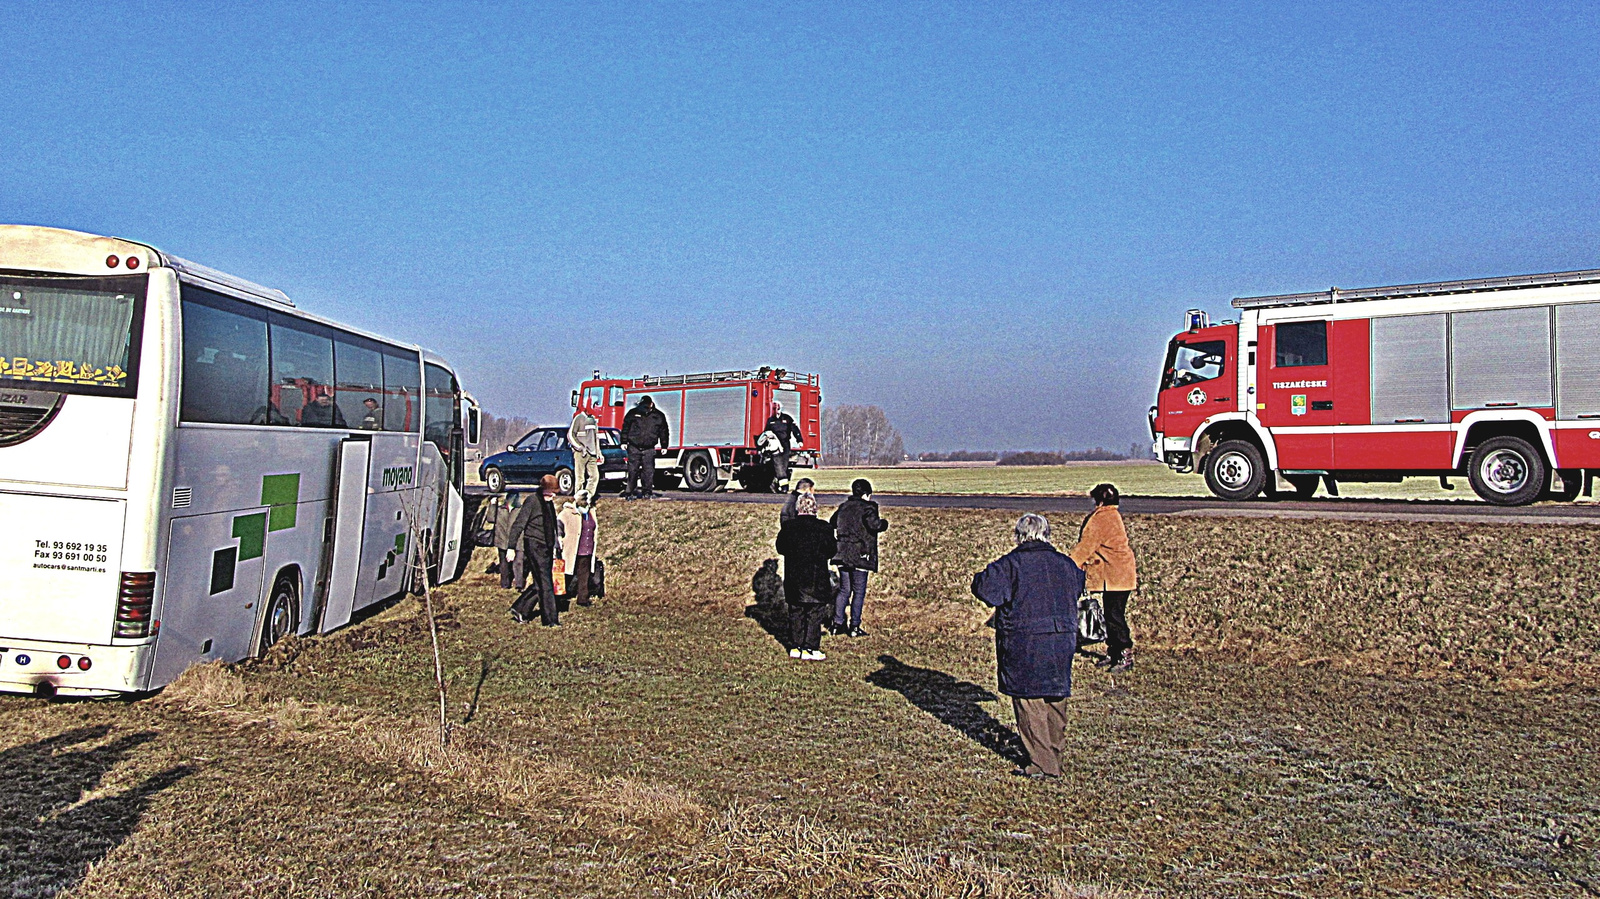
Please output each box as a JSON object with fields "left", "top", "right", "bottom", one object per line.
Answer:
{"left": 0, "top": 273, "right": 145, "bottom": 397}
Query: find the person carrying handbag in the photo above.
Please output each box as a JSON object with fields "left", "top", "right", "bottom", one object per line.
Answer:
{"left": 1068, "top": 483, "right": 1138, "bottom": 672}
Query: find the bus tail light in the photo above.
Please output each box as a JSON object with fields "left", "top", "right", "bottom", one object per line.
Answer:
{"left": 77, "top": 656, "right": 92, "bottom": 671}
{"left": 115, "top": 571, "right": 156, "bottom": 638}
{"left": 57, "top": 655, "right": 71, "bottom": 669}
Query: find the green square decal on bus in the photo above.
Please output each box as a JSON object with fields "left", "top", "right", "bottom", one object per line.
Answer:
{"left": 261, "top": 473, "right": 301, "bottom": 532}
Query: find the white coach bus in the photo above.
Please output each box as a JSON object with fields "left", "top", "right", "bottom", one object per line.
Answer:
{"left": 0, "top": 226, "right": 482, "bottom": 697}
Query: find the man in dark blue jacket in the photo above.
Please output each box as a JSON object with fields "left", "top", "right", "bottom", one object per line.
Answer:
{"left": 971, "top": 513, "right": 1084, "bottom": 779}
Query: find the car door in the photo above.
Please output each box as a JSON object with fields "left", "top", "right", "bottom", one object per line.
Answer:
{"left": 527, "top": 430, "right": 562, "bottom": 478}
{"left": 506, "top": 429, "right": 542, "bottom": 483}
{"left": 599, "top": 429, "right": 626, "bottom": 474}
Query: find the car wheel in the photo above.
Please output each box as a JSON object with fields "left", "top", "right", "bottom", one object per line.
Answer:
{"left": 556, "top": 467, "right": 575, "bottom": 495}
{"left": 259, "top": 574, "right": 297, "bottom": 656}
{"left": 1204, "top": 440, "right": 1267, "bottom": 501}
{"left": 1468, "top": 436, "right": 1546, "bottom": 506}
{"left": 682, "top": 451, "right": 718, "bottom": 492}
{"left": 485, "top": 468, "right": 504, "bottom": 494}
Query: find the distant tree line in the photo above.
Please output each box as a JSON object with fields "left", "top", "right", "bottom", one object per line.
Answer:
{"left": 479, "top": 411, "right": 536, "bottom": 453}
{"left": 822, "top": 404, "right": 905, "bottom": 467}
{"left": 915, "top": 443, "right": 1153, "bottom": 465}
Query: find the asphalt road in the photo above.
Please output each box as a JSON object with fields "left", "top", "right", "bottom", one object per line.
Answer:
{"left": 644, "top": 489, "right": 1600, "bottom": 526}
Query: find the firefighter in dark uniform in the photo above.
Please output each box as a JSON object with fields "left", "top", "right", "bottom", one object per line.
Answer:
{"left": 763, "top": 401, "right": 802, "bottom": 492}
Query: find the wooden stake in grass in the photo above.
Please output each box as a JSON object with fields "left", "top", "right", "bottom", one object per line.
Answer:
{"left": 403, "top": 495, "right": 452, "bottom": 749}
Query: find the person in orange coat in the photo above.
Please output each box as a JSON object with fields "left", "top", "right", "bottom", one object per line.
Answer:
{"left": 1068, "top": 483, "right": 1138, "bottom": 672}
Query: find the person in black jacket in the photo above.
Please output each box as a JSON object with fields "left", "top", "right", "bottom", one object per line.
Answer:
{"left": 971, "top": 513, "right": 1084, "bottom": 779}
{"left": 830, "top": 478, "right": 889, "bottom": 637}
{"left": 622, "top": 396, "right": 670, "bottom": 499}
{"left": 763, "top": 401, "right": 802, "bottom": 491}
{"left": 776, "top": 492, "right": 838, "bottom": 661}
{"left": 507, "top": 474, "right": 561, "bottom": 626}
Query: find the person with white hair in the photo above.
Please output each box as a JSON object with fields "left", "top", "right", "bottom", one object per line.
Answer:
{"left": 775, "top": 491, "right": 838, "bottom": 661}
{"left": 557, "top": 490, "right": 600, "bottom": 607}
{"left": 971, "top": 512, "right": 1085, "bottom": 779}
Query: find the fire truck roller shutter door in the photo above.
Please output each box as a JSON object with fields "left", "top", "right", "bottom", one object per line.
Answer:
{"left": 1451, "top": 307, "right": 1554, "bottom": 411}
{"left": 1343, "top": 313, "right": 1454, "bottom": 470}
{"left": 681, "top": 386, "right": 746, "bottom": 447}
{"left": 1555, "top": 302, "right": 1600, "bottom": 468}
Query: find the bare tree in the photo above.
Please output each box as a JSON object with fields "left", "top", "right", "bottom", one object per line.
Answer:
{"left": 823, "top": 405, "right": 906, "bottom": 466}
{"left": 480, "top": 412, "right": 537, "bottom": 454}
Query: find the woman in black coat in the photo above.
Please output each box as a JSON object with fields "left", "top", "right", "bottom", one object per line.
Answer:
{"left": 971, "top": 513, "right": 1084, "bottom": 779}
{"left": 776, "top": 493, "right": 838, "bottom": 661}
{"left": 829, "top": 478, "right": 889, "bottom": 636}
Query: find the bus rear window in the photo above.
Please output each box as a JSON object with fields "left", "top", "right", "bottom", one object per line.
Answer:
{"left": 0, "top": 274, "right": 145, "bottom": 397}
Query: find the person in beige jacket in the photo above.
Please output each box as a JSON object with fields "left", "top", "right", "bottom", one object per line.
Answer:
{"left": 557, "top": 492, "right": 599, "bottom": 607}
{"left": 1068, "top": 483, "right": 1138, "bottom": 672}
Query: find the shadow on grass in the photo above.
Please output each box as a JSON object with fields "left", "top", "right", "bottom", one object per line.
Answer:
{"left": 865, "top": 654, "right": 1026, "bottom": 765}
{"left": 744, "top": 559, "right": 791, "bottom": 650}
{"left": 0, "top": 725, "right": 195, "bottom": 897}
{"left": 463, "top": 655, "right": 494, "bottom": 725}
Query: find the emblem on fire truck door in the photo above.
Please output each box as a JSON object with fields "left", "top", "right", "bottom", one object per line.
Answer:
{"left": 1187, "top": 388, "right": 1206, "bottom": 406}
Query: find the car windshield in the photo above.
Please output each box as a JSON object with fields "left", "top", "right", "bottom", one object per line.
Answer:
{"left": 514, "top": 430, "right": 543, "bottom": 450}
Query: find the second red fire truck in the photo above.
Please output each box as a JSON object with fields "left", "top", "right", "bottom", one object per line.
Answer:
{"left": 573, "top": 367, "right": 821, "bottom": 492}
{"left": 1152, "top": 267, "right": 1600, "bottom": 506}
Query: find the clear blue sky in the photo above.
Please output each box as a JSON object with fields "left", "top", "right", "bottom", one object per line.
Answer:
{"left": 4, "top": 2, "right": 1598, "bottom": 452}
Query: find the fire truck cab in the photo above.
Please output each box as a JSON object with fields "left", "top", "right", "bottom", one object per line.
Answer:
{"left": 573, "top": 367, "right": 821, "bottom": 492}
{"left": 1152, "top": 268, "right": 1600, "bottom": 506}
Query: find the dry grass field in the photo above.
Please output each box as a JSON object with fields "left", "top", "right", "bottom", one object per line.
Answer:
{"left": 2, "top": 502, "right": 1597, "bottom": 897}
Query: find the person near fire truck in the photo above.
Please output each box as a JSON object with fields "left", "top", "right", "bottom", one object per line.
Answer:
{"left": 569, "top": 407, "right": 603, "bottom": 500}
{"left": 622, "top": 395, "right": 670, "bottom": 499}
{"left": 763, "top": 401, "right": 803, "bottom": 492}
{"left": 1068, "top": 483, "right": 1138, "bottom": 673}
{"left": 830, "top": 478, "right": 889, "bottom": 637}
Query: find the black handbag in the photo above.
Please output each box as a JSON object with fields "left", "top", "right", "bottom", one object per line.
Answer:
{"left": 470, "top": 502, "right": 495, "bottom": 548}
{"left": 591, "top": 558, "right": 606, "bottom": 598}
{"left": 1078, "top": 592, "right": 1106, "bottom": 645}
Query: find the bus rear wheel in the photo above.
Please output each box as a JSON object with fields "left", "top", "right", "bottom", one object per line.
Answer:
{"left": 1204, "top": 440, "right": 1267, "bottom": 501}
{"left": 1468, "top": 436, "right": 1545, "bottom": 506}
{"left": 259, "top": 575, "right": 297, "bottom": 656}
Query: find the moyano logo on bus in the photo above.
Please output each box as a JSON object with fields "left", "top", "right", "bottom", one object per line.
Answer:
{"left": 382, "top": 466, "right": 415, "bottom": 488}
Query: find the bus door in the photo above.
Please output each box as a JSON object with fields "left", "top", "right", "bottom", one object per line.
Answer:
{"left": 320, "top": 436, "right": 371, "bottom": 632}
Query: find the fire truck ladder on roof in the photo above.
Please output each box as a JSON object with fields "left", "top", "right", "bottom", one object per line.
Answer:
{"left": 1231, "top": 267, "right": 1600, "bottom": 310}
{"left": 638, "top": 369, "right": 820, "bottom": 387}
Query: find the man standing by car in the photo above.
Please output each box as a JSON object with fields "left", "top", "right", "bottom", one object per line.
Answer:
{"left": 763, "top": 401, "right": 802, "bottom": 492}
{"left": 622, "top": 395, "right": 669, "bottom": 499}
{"left": 569, "top": 408, "right": 602, "bottom": 500}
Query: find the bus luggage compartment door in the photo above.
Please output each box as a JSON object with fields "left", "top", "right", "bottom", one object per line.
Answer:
{"left": 320, "top": 437, "right": 371, "bottom": 632}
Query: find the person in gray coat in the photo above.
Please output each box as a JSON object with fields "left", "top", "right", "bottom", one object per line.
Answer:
{"left": 491, "top": 492, "right": 526, "bottom": 590}
{"left": 971, "top": 513, "right": 1084, "bottom": 780}
{"left": 829, "top": 478, "right": 888, "bottom": 637}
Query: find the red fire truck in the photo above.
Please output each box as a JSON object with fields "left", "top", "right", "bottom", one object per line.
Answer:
{"left": 572, "top": 367, "right": 821, "bottom": 492}
{"left": 1151, "top": 267, "right": 1600, "bottom": 506}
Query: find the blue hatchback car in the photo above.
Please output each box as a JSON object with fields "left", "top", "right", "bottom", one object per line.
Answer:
{"left": 480, "top": 426, "right": 626, "bottom": 495}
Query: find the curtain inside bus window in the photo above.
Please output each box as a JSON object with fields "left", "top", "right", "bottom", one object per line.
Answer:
{"left": 382, "top": 350, "right": 421, "bottom": 432}
{"left": 179, "top": 286, "right": 270, "bottom": 424}
{"left": 335, "top": 337, "right": 384, "bottom": 430}
{"left": 0, "top": 274, "right": 146, "bottom": 398}
{"left": 269, "top": 315, "right": 337, "bottom": 427}
{"left": 423, "top": 363, "right": 458, "bottom": 456}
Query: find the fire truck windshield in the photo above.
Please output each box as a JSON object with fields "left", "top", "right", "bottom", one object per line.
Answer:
{"left": 1162, "top": 339, "right": 1226, "bottom": 389}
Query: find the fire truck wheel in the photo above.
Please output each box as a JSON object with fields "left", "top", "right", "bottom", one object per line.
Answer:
{"left": 259, "top": 574, "right": 298, "bottom": 656}
{"left": 1550, "top": 469, "right": 1583, "bottom": 502}
{"left": 1282, "top": 473, "right": 1320, "bottom": 499}
{"left": 1204, "top": 440, "right": 1267, "bottom": 501}
{"left": 1467, "top": 436, "right": 1546, "bottom": 506}
{"left": 682, "top": 451, "right": 718, "bottom": 492}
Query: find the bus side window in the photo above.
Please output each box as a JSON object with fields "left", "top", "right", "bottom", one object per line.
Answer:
{"left": 269, "top": 315, "right": 336, "bottom": 427}
{"left": 383, "top": 350, "right": 421, "bottom": 432}
{"left": 179, "top": 287, "right": 270, "bottom": 426}
{"left": 335, "top": 337, "right": 385, "bottom": 430}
